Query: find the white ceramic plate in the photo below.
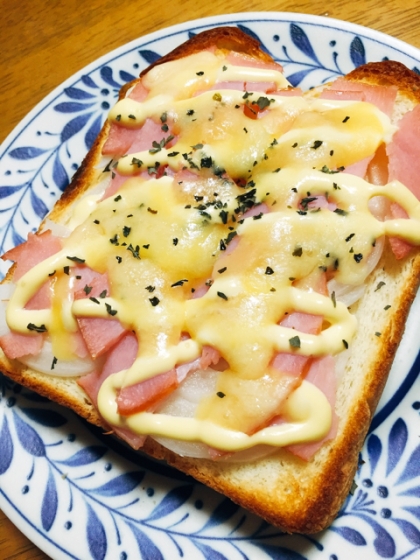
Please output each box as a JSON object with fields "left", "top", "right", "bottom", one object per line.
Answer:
{"left": 1, "top": 12, "right": 420, "bottom": 560}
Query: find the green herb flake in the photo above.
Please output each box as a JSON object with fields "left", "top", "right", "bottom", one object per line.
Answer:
{"left": 83, "top": 285, "right": 93, "bottom": 295}
{"left": 343, "top": 339, "right": 349, "bottom": 349}
{"left": 51, "top": 356, "right": 58, "bottom": 370}
{"left": 67, "top": 256, "right": 85, "bottom": 264}
{"left": 375, "top": 281, "right": 386, "bottom": 292}
{"left": 105, "top": 303, "right": 118, "bottom": 316}
{"left": 292, "top": 246, "right": 303, "bottom": 257}
{"left": 375, "top": 332, "right": 381, "bottom": 337}
{"left": 127, "top": 244, "right": 140, "bottom": 259}
{"left": 131, "top": 157, "right": 143, "bottom": 168}
{"left": 171, "top": 279, "right": 188, "bottom": 287}
{"left": 218, "top": 267, "right": 227, "bottom": 274}
{"left": 216, "top": 391, "right": 226, "bottom": 398}
{"left": 149, "top": 296, "right": 160, "bottom": 306}
{"left": 265, "top": 266, "right": 274, "bottom": 275}
{"left": 122, "top": 226, "right": 131, "bottom": 237}
{"left": 27, "top": 323, "right": 47, "bottom": 333}
{"left": 311, "top": 140, "right": 323, "bottom": 150}
{"left": 289, "top": 335, "right": 301, "bottom": 348}
{"left": 217, "top": 291, "right": 228, "bottom": 301}
{"left": 331, "top": 291, "right": 336, "bottom": 308}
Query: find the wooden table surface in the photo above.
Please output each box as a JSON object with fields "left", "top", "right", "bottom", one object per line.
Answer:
{"left": 1, "top": 0, "right": 420, "bottom": 557}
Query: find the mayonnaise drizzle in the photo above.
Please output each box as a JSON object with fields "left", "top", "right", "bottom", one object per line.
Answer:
{"left": 5, "top": 48, "right": 420, "bottom": 453}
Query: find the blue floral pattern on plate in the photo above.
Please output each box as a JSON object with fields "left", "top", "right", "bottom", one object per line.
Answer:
{"left": 1, "top": 12, "right": 420, "bottom": 559}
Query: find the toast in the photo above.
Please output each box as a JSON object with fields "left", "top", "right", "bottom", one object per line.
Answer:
{"left": 1, "top": 26, "right": 420, "bottom": 533}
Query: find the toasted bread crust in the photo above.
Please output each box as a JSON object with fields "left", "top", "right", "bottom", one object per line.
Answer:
{"left": 1, "top": 28, "right": 420, "bottom": 533}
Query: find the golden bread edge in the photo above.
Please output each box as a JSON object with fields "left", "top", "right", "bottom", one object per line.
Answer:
{"left": 1, "top": 28, "right": 420, "bottom": 533}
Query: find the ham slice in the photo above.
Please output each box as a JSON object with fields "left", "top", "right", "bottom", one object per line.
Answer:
{"left": 328, "top": 78, "right": 398, "bottom": 116}
{"left": 102, "top": 117, "right": 175, "bottom": 157}
{"left": 285, "top": 355, "right": 338, "bottom": 460}
{"left": 226, "top": 52, "right": 283, "bottom": 73}
{"left": 1, "top": 230, "right": 62, "bottom": 281}
{"left": 77, "top": 317, "right": 126, "bottom": 359}
{"left": 128, "top": 81, "right": 149, "bottom": 102}
{"left": 102, "top": 124, "right": 139, "bottom": 156}
{"left": 117, "top": 368, "right": 178, "bottom": 416}
{"left": 0, "top": 331, "right": 43, "bottom": 359}
{"left": 73, "top": 268, "right": 127, "bottom": 358}
{"left": 387, "top": 104, "right": 420, "bottom": 200}
{"left": 78, "top": 332, "right": 138, "bottom": 406}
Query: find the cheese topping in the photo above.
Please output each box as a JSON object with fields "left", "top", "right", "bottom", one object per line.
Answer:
{"left": 5, "top": 49, "right": 420, "bottom": 453}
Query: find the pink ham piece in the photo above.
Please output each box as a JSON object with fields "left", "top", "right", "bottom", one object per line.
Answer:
{"left": 25, "top": 281, "right": 51, "bottom": 310}
{"left": 78, "top": 332, "right": 138, "bottom": 406}
{"left": 245, "top": 81, "right": 276, "bottom": 93}
{"left": 78, "top": 333, "right": 147, "bottom": 449}
{"left": 1, "top": 230, "right": 62, "bottom": 281}
{"left": 102, "top": 117, "right": 175, "bottom": 157}
{"left": 387, "top": 104, "right": 420, "bottom": 201}
{"left": 102, "top": 124, "right": 139, "bottom": 156}
{"left": 0, "top": 331, "right": 44, "bottom": 360}
{"left": 73, "top": 268, "right": 127, "bottom": 358}
{"left": 319, "top": 89, "right": 364, "bottom": 102}
{"left": 284, "top": 355, "right": 338, "bottom": 461}
{"left": 101, "top": 171, "right": 128, "bottom": 200}
{"left": 117, "top": 368, "right": 178, "bottom": 416}
{"left": 128, "top": 81, "right": 149, "bottom": 102}
{"left": 271, "top": 271, "right": 326, "bottom": 379}
{"left": 226, "top": 52, "right": 283, "bottom": 73}
{"left": 0, "top": 230, "right": 62, "bottom": 358}
{"left": 328, "top": 78, "right": 398, "bottom": 116}
{"left": 241, "top": 202, "right": 270, "bottom": 219}
{"left": 344, "top": 155, "right": 374, "bottom": 179}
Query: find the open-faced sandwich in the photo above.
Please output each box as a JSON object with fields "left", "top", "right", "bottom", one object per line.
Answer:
{"left": 1, "top": 26, "right": 420, "bottom": 533}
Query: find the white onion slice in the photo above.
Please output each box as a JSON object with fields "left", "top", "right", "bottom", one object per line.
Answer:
{"left": 327, "top": 279, "right": 366, "bottom": 307}
{"left": 40, "top": 219, "right": 72, "bottom": 238}
{"left": 20, "top": 339, "right": 95, "bottom": 377}
{"left": 327, "top": 235, "right": 384, "bottom": 307}
{"left": 153, "top": 368, "right": 278, "bottom": 462}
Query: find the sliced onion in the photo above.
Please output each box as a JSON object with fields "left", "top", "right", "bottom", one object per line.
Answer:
{"left": 327, "top": 279, "right": 366, "bottom": 307}
{"left": 152, "top": 368, "right": 279, "bottom": 462}
{"left": 365, "top": 235, "right": 385, "bottom": 276}
{"left": 327, "top": 235, "right": 384, "bottom": 307}
{"left": 40, "top": 219, "right": 72, "bottom": 239}
{"left": 20, "top": 339, "right": 95, "bottom": 377}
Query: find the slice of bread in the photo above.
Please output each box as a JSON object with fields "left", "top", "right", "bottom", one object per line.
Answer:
{"left": 1, "top": 27, "right": 420, "bottom": 533}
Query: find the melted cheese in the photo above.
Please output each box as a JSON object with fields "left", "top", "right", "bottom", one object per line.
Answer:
{"left": 5, "top": 50, "right": 420, "bottom": 453}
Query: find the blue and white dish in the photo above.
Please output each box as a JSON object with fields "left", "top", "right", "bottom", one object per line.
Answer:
{"left": 1, "top": 12, "right": 420, "bottom": 559}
